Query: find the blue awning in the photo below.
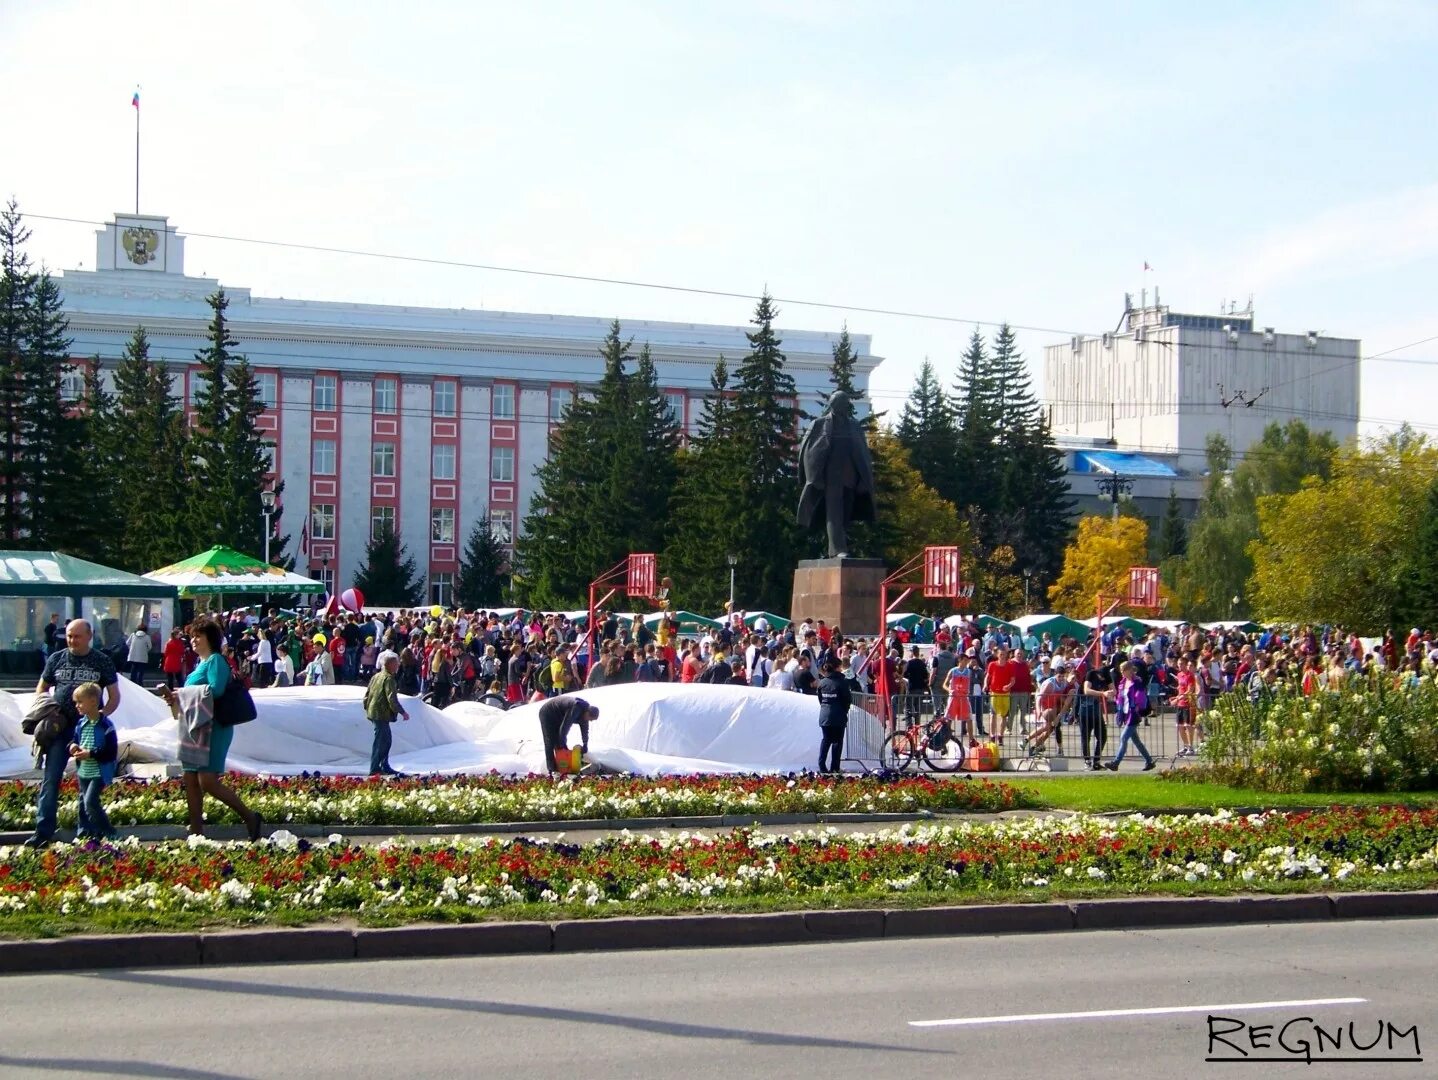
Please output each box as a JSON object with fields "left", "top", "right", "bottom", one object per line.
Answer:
{"left": 1071, "top": 450, "right": 1179, "bottom": 478}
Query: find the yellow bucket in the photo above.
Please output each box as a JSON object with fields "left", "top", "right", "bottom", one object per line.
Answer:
{"left": 553, "top": 746, "right": 583, "bottom": 773}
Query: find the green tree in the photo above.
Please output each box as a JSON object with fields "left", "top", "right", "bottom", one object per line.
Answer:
{"left": 848, "top": 431, "right": 965, "bottom": 571}
{"left": 665, "top": 356, "right": 745, "bottom": 612}
{"left": 515, "top": 321, "right": 679, "bottom": 607}
{"left": 1395, "top": 477, "right": 1438, "bottom": 633}
{"left": 1047, "top": 515, "right": 1152, "bottom": 618}
{"left": 1158, "top": 485, "right": 1187, "bottom": 563}
{"left": 353, "top": 523, "right": 424, "bottom": 607}
{"left": 1249, "top": 430, "right": 1438, "bottom": 632}
{"left": 110, "top": 327, "right": 192, "bottom": 571}
{"left": 1172, "top": 422, "right": 1338, "bottom": 619}
{"left": 895, "top": 359, "right": 957, "bottom": 497}
{"left": 0, "top": 199, "right": 35, "bottom": 543}
{"left": 950, "top": 327, "right": 1001, "bottom": 515}
{"left": 730, "top": 292, "right": 802, "bottom": 603}
{"left": 63, "top": 360, "right": 117, "bottom": 564}
{"left": 827, "top": 325, "right": 863, "bottom": 403}
{"left": 456, "top": 510, "right": 510, "bottom": 609}
{"left": 20, "top": 271, "right": 78, "bottom": 549}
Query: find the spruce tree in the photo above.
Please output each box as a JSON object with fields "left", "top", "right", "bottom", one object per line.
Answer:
{"left": 186, "top": 290, "right": 238, "bottom": 546}
{"left": 20, "top": 271, "right": 77, "bottom": 549}
{"left": 63, "top": 361, "right": 117, "bottom": 564}
{"left": 515, "top": 321, "right": 679, "bottom": 607}
{"left": 110, "top": 327, "right": 192, "bottom": 571}
{"left": 353, "top": 523, "right": 423, "bottom": 606}
{"left": 456, "top": 509, "right": 511, "bottom": 609}
{"left": 0, "top": 200, "right": 35, "bottom": 542}
{"left": 951, "top": 327, "right": 1001, "bottom": 516}
{"left": 827, "top": 326, "right": 863, "bottom": 403}
{"left": 221, "top": 354, "right": 288, "bottom": 558}
{"left": 895, "top": 359, "right": 957, "bottom": 498}
{"left": 665, "top": 356, "right": 745, "bottom": 612}
{"left": 731, "top": 292, "right": 802, "bottom": 602}
{"left": 1159, "top": 485, "right": 1187, "bottom": 561}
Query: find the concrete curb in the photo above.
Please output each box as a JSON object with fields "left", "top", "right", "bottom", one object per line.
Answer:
{"left": 0, "top": 811, "right": 940, "bottom": 846}
{"left": 2, "top": 889, "right": 1435, "bottom": 975}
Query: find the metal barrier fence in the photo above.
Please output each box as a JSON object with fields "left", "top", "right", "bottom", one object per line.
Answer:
{"left": 844, "top": 690, "right": 1199, "bottom": 772}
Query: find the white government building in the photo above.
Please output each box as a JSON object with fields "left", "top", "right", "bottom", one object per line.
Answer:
{"left": 1044, "top": 290, "right": 1361, "bottom": 517}
{"left": 56, "top": 212, "right": 880, "bottom": 603}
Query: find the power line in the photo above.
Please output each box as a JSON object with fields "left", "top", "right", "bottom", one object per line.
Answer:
{"left": 32, "top": 210, "right": 1438, "bottom": 373}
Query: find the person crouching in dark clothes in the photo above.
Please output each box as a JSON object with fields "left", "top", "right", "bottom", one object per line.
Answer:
{"left": 538, "top": 694, "right": 598, "bottom": 773}
{"left": 816, "top": 658, "right": 852, "bottom": 775}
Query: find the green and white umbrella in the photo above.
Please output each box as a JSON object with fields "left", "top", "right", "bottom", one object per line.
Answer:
{"left": 144, "top": 545, "right": 325, "bottom": 597}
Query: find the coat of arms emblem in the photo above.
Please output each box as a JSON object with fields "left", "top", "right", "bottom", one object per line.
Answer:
{"left": 122, "top": 226, "right": 159, "bottom": 265}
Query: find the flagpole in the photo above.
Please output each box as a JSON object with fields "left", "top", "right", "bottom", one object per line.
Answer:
{"left": 134, "top": 93, "right": 140, "bottom": 214}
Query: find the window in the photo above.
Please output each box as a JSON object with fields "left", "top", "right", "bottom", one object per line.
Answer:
{"left": 373, "top": 378, "right": 397, "bottom": 414}
{"left": 490, "top": 509, "right": 513, "bottom": 545}
{"left": 186, "top": 373, "right": 199, "bottom": 406}
{"left": 370, "top": 505, "right": 395, "bottom": 541}
{"left": 310, "top": 504, "right": 335, "bottom": 541}
{"left": 433, "top": 380, "right": 456, "bottom": 417}
{"left": 261, "top": 442, "right": 277, "bottom": 475}
{"left": 431, "top": 506, "right": 455, "bottom": 544}
{"left": 432, "top": 444, "right": 456, "bottom": 480}
{"left": 256, "top": 372, "right": 277, "bottom": 409}
{"left": 316, "top": 567, "right": 336, "bottom": 597}
{"left": 491, "top": 446, "right": 514, "bottom": 482}
{"left": 492, "top": 383, "right": 515, "bottom": 420}
{"left": 549, "top": 388, "right": 572, "bottom": 422}
{"left": 666, "top": 392, "right": 685, "bottom": 427}
{"left": 372, "top": 442, "right": 396, "bottom": 477}
{"left": 312, "top": 439, "right": 336, "bottom": 476}
{"left": 313, "top": 375, "right": 337, "bottom": 412}
{"left": 59, "top": 369, "right": 84, "bottom": 402}
{"left": 429, "top": 572, "right": 453, "bottom": 607}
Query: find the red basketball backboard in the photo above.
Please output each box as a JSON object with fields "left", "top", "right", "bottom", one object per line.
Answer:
{"left": 1128, "top": 566, "right": 1161, "bottom": 611}
{"left": 627, "top": 553, "right": 657, "bottom": 598}
{"left": 923, "top": 546, "right": 962, "bottom": 598}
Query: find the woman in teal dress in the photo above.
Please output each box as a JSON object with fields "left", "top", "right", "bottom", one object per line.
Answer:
{"left": 163, "top": 619, "right": 263, "bottom": 840}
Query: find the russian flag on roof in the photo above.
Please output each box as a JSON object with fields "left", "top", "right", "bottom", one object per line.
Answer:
{"left": 131, "top": 91, "right": 139, "bottom": 108}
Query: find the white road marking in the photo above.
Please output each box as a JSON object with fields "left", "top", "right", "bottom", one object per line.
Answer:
{"left": 910, "top": 997, "right": 1367, "bottom": 1028}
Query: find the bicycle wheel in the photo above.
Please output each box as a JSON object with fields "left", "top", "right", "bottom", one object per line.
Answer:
{"left": 921, "top": 725, "right": 969, "bottom": 772}
{"left": 880, "top": 730, "right": 916, "bottom": 772}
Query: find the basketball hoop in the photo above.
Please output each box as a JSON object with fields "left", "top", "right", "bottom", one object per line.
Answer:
{"left": 626, "top": 553, "right": 657, "bottom": 598}
{"left": 922, "top": 546, "right": 962, "bottom": 598}
{"left": 952, "top": 581, "right": 976, "bottom": 609}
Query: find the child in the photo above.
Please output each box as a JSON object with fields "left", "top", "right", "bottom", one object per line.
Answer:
{"left": 67, "top": 681, "right": 118, "bottom": 839}
{"left": 1103, "top": 661, "right": 1156, "bottom": 771}
{"left": 360, "top": 636, "right": 378, "bottom": 681}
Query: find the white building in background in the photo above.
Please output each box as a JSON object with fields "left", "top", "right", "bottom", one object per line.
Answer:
{"left": 1043, "top": 293, "right": 1361, "bottom": 517}
{"left": 56, "top": 212, "right": 880, "bottom": 603}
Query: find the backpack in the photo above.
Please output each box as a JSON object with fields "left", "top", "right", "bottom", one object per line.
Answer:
{"left": 1128, "top": 683, "right": 1149, "bottom": 720}
{"left": 536, "top": 662, "right": 554, "bottom": 693}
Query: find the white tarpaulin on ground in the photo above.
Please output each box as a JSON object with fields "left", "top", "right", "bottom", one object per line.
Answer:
{"left": 0, "top": 680, "right": 846, "bottom": 778}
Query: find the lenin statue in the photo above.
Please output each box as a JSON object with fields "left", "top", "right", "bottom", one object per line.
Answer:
{"left": 797, "top": 391, "right": 876, "bottom": 557}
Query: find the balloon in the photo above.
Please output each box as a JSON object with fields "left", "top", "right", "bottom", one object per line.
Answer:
{"left": 430, "top": 605, "right": 443, "bottom": 618}
{"left": 340, "top": 587, "right": 365, "bottom": 613}
{"left": 312, "top": 633, "right": 327, "bottom": 645}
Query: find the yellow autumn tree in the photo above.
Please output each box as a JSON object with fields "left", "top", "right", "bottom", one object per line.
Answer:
{"left": 1047, "top": 515, "right": 1149, "bottom": 617}
{"left": 859, "top": 432, "right": 968, "bottom": 569}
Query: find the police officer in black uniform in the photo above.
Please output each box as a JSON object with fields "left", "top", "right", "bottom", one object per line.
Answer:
{"left": 816, "top": 657, "right": 852, "bottom": 775}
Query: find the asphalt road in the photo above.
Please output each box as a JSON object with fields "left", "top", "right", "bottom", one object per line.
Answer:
{"left": 1, "top": 919, "right": 1433, "bottom": 1079}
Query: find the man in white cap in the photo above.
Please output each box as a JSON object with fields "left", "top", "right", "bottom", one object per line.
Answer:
{"left": 364, "top": 649, "right": 409, "bottom": 777}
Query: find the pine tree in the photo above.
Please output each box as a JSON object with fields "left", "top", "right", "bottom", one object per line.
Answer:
{"left": 515, "top": 321, "right": 679, "bottom": 607}
{"left": 730, "top": 292, "right": 802, "bottom": 603}
{"left": 353, "top": 523, "right": 423, "bottom": 606}
{"left": 63, "top": 360, "right": 117, "bottom": 564}
{"left": 1159, "top": 485, "right": 1187, "bottom": 561}
{"left": 665, "top": 356, "right": 746, "bottom": 612}
{"left": 220, "top": 354, "right": 287, "bottom": 558}
{"left": 0, "top": 200, "right": 36, "bottom": 542}
{"left": 951, "top": 327, "right": 1001, "bottom": 515}
{"left": 110, "top": 327, "right": 192, "bottom": 571}
{"left": 20, "top": 271, "right": 77, "bottom": 549}
{"left": 456, "top": 509, "right": 511, "bottom": 609}
{"left": 186, "top": 290, "right": 238, "bottom": 546}
{"left": 895, "top": 359, "right": 957, "bottom": 498}
{"left": 828, "top": 325, "right": 863, "bottom": 403}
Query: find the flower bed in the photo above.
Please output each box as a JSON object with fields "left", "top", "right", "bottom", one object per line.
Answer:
{"left": 2, "top": 807, "right": 1436, "bottom": 927}
{"left": 1181, "top": 677, "right": 1438, "bottom": 792}
{"left": 0, "top": 773, "right": 1032, "bottom": 831}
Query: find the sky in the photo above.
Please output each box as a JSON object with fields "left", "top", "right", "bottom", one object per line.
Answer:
{"left": 5, "top": 0, "right": 1438, "bottom": 436}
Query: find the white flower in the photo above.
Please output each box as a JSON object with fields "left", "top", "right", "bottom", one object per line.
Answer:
{"left": 1086, "top": 867, "right": 1107, "bottom": 880}
{"left": 267, "top": 829, "right": 299, "bottom": 850}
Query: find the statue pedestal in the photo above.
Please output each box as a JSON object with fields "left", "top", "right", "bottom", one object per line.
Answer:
{"left": 790, "top": 558, "right": 885, "bottom": 638}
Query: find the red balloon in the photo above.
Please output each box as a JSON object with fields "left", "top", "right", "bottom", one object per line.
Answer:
{"left": 340, "top": 587, "right": 365, "bottom": 613}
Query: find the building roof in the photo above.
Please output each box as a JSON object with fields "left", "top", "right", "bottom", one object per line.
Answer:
{"left": 1071, "top": 450, "right": 1180, "bottom": 478}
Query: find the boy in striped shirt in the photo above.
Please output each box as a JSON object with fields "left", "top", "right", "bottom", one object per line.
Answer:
{"left": 66, "top": 681, "right": 118, "bottom": 839}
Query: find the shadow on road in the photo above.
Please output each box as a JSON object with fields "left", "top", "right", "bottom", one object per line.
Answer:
{"left": 89, "top": 968, "right": 948, "bottom": 1057}
{"left": 0, "top": 1055, "right": 253, "bottom": 1080}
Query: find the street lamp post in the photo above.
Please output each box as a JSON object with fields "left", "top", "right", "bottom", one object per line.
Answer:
{"left": 726, "top": 553, "right": 738, "bottom": 616}
{"left": 1095, "top": 475, "right": 1133, "bottom": 520}
{"left": 260, "top": 488, "right": 277, "bottom": 566}
{"left": 1023, "top": 567, "right": 1033, "bottom": 614}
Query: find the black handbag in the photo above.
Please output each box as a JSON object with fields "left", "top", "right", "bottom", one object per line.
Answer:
{"left": 213, "top": 683, "right": 258, "bottom": 727}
